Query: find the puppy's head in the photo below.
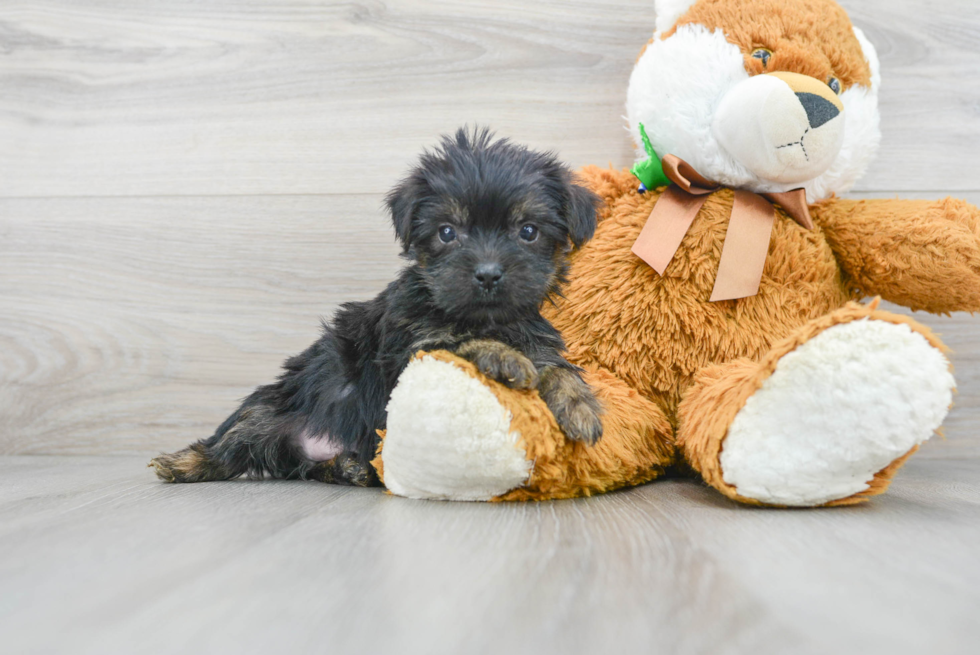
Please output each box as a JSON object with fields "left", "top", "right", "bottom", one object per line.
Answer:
{"left": 386, "top": 128, "right": 599, "bottom": 324}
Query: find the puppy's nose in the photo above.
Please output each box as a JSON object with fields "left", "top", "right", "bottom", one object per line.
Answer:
{"left": 796, "top": 92, "right": 839, "bottom": 129}
{"left": 474, "top": 263, "right": 503, "bottom": 291}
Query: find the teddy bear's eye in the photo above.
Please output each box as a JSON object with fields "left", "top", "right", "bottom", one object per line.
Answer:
{"left": 751, "top": 48, "right": 772, "bottom": 67}
{"left": 828, "top": 77, "right": 841, "bottom": 95}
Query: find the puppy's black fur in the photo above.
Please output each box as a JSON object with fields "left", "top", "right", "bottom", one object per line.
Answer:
{"left": 151, "top": 128, "right": 603, "bottom": 486}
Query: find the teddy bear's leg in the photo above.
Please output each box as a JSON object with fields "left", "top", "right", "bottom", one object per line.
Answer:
{"left": 375, "top": 351, "right": 675, "bottom": 501}
{"left": 676, "top": 302, "right": 955, "bottom": 507}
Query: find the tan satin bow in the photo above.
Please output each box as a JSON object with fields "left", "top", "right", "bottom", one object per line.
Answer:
{"left": 630, "top": 154, "right": 813, "bottom": 301}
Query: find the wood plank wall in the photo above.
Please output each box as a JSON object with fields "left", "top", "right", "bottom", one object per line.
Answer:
{"left": 2, "top": 0, "right": 978, "bottom": 456}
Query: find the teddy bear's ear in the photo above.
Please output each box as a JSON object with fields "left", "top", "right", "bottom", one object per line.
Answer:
{"left": 655, "top": 0, "right": 699, "bottom": 34}
{"left": 852, "top": 26, "right": 881, "bottom": 90}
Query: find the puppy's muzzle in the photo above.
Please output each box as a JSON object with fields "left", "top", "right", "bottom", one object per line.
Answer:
{"left": 474, "top": 262, "right": 504, "bottom": 292}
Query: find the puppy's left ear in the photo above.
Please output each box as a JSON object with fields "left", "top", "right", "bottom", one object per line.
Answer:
{"left": 385, "top": 171, "right": 427, "bottom": 252}
{"left": 563, "top": 180, "right": 600, "bottom": 249}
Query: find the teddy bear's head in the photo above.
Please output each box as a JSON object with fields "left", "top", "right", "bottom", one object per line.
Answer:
{"left": 627, "top": 0, "right": 880, "bottom": 201}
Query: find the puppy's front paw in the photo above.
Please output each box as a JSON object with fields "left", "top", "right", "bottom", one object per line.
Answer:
{"left": 553, "top": 398, "right": 604, "bottom": 445}
{"left": 456, "top": 340, "right": 539, "bottom": 390}
{"left": 539, "top": 368, "right": 603, "bottom": 445}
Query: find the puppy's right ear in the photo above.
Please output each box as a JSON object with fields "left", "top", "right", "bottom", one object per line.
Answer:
{"left": 385, "top": 171, "right": 427, "bottom": 252}
{"left": 563, "top": 181, "right": 600, "bottom": 249}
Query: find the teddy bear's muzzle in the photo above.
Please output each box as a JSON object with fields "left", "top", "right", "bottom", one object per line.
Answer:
{"left": 712, "top": 71, "right": 846, "bottom": 185}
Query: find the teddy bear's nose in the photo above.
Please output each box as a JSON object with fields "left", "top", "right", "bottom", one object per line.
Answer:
{"left": 796, "top": 92, "right": 840, "bottom": 129}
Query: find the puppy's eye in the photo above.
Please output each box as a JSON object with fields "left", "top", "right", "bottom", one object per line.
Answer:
{"left": 438, "top": 225, "right": 457, "bottom": 243}
{"left": 751, "top": 48, "right": 772, "bottom": 68}
{"left": 519, "top": 224, "right": 538, "bottom": 242}
{"left": 828, "top": 77, "right": 841, "bottom": 95}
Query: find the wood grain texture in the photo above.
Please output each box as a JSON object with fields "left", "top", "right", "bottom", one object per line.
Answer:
{"left": 0, "top": 0, "right": 978, "bottom": 197}
{"left": 0, "top": 455, "right": 978, "bottom": 655}
{"left": 0, "top": 195, "right": 402, "bottom": 454}
{"left": 2, "top": 193, "right": 980, "bottom": 456}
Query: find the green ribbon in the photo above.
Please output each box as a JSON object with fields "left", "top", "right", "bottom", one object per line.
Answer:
{"left": 629, "top": 122, "right": 671, "bottom": 191}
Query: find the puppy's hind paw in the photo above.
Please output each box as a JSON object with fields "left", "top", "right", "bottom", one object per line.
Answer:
{"left": 149, "top": 455, "right": 179, "bottom": 483}
{"left": 456, "top": 340, "right": 539, "bottom": 390}
{"left": 307, "top": 453, "right": 378, "bottom": 487}
{"left": 149, "top": 444, "right": 231, "bottom": 483}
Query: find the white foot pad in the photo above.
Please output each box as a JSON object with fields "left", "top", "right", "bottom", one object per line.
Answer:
{"left": 720, "top": 319, "right": 954, "bottom": 506}
{"left": 382, "top": 356, "right": 532, "bottom": 501}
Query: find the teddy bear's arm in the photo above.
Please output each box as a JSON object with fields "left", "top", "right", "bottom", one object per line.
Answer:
{"left": 812, "top": 197, "right": 980, "bottom": 313}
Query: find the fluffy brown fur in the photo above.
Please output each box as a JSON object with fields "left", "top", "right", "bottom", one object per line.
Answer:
{"left": 667, "top": 0, "right": 871, "bottom": 90}
{"left": 545, "top": 166, "right": 856, "bottom": 423}
{"left": 812, "top": 197, "right": 980, "bottom": 312}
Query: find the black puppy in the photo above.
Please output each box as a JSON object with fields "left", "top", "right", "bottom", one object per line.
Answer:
{"left": 151, "top": 128, "right": 603, "bottom": 487}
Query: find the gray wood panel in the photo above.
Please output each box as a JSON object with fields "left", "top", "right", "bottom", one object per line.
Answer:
{"left": 0, "top": 0, "right": 978, "bottom": 197}
{"left": 2, "top": 193, "right": 979, "bottom": 456}
{"left": 0, "top": 195, "right": 401, "bottom": 454}
{"left": 3, "top": 3, "right": 979, "bottom": 653}
{"left": 0, "top": 455, "right": 978, "bottom": 655}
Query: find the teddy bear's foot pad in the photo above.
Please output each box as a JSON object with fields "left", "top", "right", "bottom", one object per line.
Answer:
{"left": 382, "top": 355, "right": 532, "bottom": 501}
{"left": 719, "top": 319, "right": 954, "bottom": 506}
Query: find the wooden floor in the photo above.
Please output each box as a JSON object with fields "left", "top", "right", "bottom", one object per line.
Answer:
{"left": 1, "top": 455, "right": 978, "bottom": 655}
{"left": 2, "top": 1, "right": 980, "bottom": 653}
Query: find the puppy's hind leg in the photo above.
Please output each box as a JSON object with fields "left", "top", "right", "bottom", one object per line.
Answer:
{"left": 151, "top": 392, "right": 300, "bottom": 483}
{"left": 150, "top": 442, "right": 235, "bottom": 483}
{"left": 306, "top": 453, "right": 379, "bottom": 487}
{"left": 288, "top": 422, "right": 378, "bottom": 487}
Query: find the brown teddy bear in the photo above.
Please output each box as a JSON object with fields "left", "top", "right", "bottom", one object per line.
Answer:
{"left": 372, "top": 0, "right": 980, "bottom": 506}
